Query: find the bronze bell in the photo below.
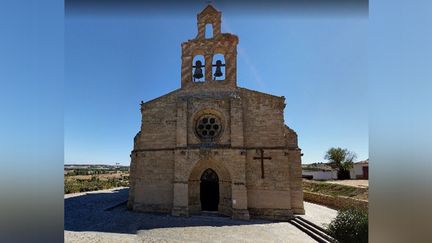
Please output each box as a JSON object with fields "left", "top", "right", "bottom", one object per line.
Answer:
{"left": 214, "top": 60, "right": 223, "bottom": 78}
{"left": 193, "top": 60, "right": 204, "bottom": 80}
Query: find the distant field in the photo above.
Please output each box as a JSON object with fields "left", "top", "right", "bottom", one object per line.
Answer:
{"left": 64, "top": 166, "right": 129, "bottom": 194}
{"left": 303, "top": 179, "right": 368, "bottom": 201}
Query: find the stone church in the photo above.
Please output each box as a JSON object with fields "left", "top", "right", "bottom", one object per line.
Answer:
{"left": 128, "top": 5, "right": 304, "bottom": 220}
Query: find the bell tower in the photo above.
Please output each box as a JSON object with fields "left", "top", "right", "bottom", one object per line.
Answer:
{"left": 180, "top": 4, "right": 239, "bottom": 88}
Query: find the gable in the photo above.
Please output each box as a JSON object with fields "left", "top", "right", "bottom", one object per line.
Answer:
{"left": 141, "top": 89, "right": 180, "bottom": 109}
{"left": 198, "top": 4, "right": 219, "bottom": 17}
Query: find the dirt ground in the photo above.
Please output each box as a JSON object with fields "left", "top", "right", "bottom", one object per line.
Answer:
{"left": 325, "top": 179, "right": 369, "bottom": 188}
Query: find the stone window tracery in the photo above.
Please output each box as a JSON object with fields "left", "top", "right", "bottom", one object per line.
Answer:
{"left": 195, "top": 114, "right": 222, "bottom": 140}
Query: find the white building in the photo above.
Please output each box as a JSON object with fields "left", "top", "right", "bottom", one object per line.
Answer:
{"left": 302, "top": 169, "right": 338, "bottom": 180}
{"left": 302, "top": 163, "right": 338, "bottom": 180}
{"left": 350, "top": 160, "right": 369, "bottom": 179}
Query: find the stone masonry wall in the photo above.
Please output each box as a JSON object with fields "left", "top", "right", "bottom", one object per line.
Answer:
{"left": 304, "top": 191, "right": 368, "bottom": 210}
{"left": 288, "top": 148, "right": 304, "bottom": 214}
{"left": 130, "top": 150, "right": 175, "bottom": 213}
{"left": 240, "top": 88, "right": 286, "bottom": 147}
{"left": 130, "top": 88, "right": 304, "bottom": 218}
{"left": 138, "top": 91, "right": 179, "bottom": 150}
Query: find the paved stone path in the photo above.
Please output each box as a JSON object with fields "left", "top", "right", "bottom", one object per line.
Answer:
{"left": 302, "top": 201, "right": 338, "bottom": 228}
{"left": 65, "top": 188, "right": 337, "bottom": 242}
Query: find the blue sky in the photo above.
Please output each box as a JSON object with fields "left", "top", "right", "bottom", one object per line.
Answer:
{"left": 65, "top": 5, "right": 368, "bottom": 165}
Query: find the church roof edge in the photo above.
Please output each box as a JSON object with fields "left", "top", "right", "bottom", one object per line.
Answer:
{"left": 140, "top": 88, "right": 181, "bottom": 107}
{"left": 238, "top": 87, "right": 285, "bottom": 100}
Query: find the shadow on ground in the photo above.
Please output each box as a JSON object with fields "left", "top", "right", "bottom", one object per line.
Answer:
{"left": 65, "top": 188, "right": 272, "bottom": 234}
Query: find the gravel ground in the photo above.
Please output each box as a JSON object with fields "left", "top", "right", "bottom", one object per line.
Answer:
{"left": 65, "top": 231, "right": 136, "bottom": 243}
{"left": 136, "top": 223, "right": 313, "bottom": 243}
{"left": 65, "top": 188, "right": 335, "bottom": 242}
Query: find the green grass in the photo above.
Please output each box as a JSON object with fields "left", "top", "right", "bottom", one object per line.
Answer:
{"left": 303, "top": 180, "right": 367, "bottom": 199}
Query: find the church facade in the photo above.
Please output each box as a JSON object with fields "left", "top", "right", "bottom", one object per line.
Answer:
{"left": 127, "top": 5, "right": 304, "bottom": 220}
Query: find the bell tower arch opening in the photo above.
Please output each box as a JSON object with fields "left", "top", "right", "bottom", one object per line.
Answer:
{"left": 192, "top": 55, "right": 205, "bottom": 82}
{"left": 205, "top": 23, "right": 213, "bottom": 39}
{"left": 212, "top": 53, "right": 225, "bottom": 80}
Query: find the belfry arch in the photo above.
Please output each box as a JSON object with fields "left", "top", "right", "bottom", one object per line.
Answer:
{"left": 205, "top": 23, "right": 214, "bottom": 39}
{"left": 192, "top": 55, "right": 205, "bottom": 82}
{"left": 212, "top": 53, "right": 226, "bottom": 80}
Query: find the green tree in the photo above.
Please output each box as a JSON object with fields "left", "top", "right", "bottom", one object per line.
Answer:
{"left": 325, "top": 147, "right": 356, "bottom": 180}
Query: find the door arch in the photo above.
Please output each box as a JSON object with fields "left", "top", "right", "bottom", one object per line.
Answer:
{"left": 188, "top": 159, "right": 232, "bottom": 215}
{"left": 200, "top": 168, "right": 219, "bottom": 211}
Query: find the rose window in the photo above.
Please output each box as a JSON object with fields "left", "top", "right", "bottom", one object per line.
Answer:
{"left": 196, "top": 115, "right": 222, "bottom": 140}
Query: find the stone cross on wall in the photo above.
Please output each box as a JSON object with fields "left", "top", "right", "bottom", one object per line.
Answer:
{"left": 253, "top": 149, "right": 272, "bottom": 178}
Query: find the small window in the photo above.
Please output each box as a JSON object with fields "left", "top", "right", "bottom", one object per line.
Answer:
{"left": 205, "top": 24, "right": 213, "bottom": 39}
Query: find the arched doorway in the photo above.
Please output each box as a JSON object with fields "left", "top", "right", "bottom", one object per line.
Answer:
{"left": 188, "top": 160, "right": 232, "bottom": 215}
{"left": 200, "top": 168, "right": 219, "bottom": 211}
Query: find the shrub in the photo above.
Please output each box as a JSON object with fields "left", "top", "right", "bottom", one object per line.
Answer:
{"left": 327, "top": 207, "right": 368, "bottom": 243}
{"left": 64, "top": 177, "right": 129, "bottom": 194}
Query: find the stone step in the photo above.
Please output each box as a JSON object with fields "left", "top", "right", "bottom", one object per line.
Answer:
{"left": 290, "top": 220, "right": 330, "bottom": 243}
{"left": 290, "top": 217, "right": 334, "bottom": 243}
{"left": 294, "top": 216, "right": 334, "bottom": 242}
